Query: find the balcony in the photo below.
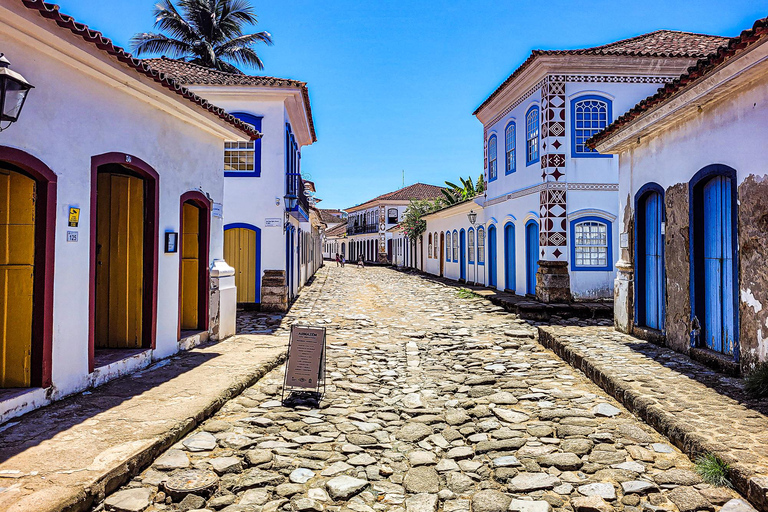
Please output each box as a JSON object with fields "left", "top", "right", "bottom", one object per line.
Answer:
{"left": 347, "top": 224, "right": 378, "bottom": 235}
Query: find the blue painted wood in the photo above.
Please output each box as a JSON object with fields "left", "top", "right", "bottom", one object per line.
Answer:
{"left": 703, "top": 176, "right": 735, "bottom": 355}
{"left": 644, "top": 193, "right": 663, "bottom": 329}
{"left": 525, "top": 221, "right": 539, "bottom": 295}
{"left": 460, "top": 229, "right": 466, "bottom": 281}
{"left": 488, "top": 226, "right": 497, "bottom": 287}
{"left": 504, "top": 223, "right": 516, "bottom": 292}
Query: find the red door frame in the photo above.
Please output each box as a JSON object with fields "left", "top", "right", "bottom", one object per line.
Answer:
{"left": 0, "top": 146, "right": 56, "bottom": 388}
{"left": 178, "top": 191, "right": 211, "bottom": 338}
{"left": 89, "top": 153, "right": 159, "bottom": 372}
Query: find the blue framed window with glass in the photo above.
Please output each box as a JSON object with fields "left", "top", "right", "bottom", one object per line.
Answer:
{"left": 505, "top": 121, "right": 516, "bottom": 174}
{"left": 487, "top": 135, "right": 498, "bottom": 181}
{"left": 525, "top": 106, "right": 539, "bottom": 166}
{"left": 285, "top": 123, "right": 301, "bottom": 210}
{"left": 571, "top": 95, "right": 612, "bottom": 158}
{"left": 224, "top": 112, "right": 262, "bottom": 177}
{"left": 569, "top": 216, "right": 613, "bottom": 271}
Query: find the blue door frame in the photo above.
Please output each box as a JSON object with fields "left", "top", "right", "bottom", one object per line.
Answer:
{"left": 504, "top": 223, "right": 516, "bottom": 292}
{"left": 525, "top": 220, "right": 539, "bottom": 295}
{"left": 488, "top": 225, "right": 497, "bottom": 288}
{"left": 690, "top": 165, "right": 739, "bottom": 360}
{"left": 635, "top": 185, "right": 665, "bottom": 331}
{"left": 460, "top": 229, "right": 466, "bottom": 281}
{"left": 224, "top": 223, "right": 262, "bottom": 304}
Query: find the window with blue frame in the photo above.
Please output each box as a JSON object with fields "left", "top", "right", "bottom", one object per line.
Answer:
{"left": 225, "top": 112, "right": 263, "bottom": 177}
{"left": 571, "top": 95, "right": 612, "bottom": 157}
{"left": 488, "top": 135, "right": 497, "bottom": 181}
{"left": 477, "top": 227, "right": 485, "bottom": 265}
{"left": 570, "top": 217, "right": 613, "bottom": 271}
{"left": 468, "top": 228, "right": 475, "bottom": 263}
{"left": 526, "top": 106, "right": 539, "bottom": 165}
{"left": 452, "top": 230, "right": 458, "bottom": 261}
{"left": 505, "top": 122, "right": 516, "bottom": 174}
{"left": 446, "top": 232, "right": 451, "bottom": 261}
{"left": 285, "top": 123, "right": 301, "bottom": 206}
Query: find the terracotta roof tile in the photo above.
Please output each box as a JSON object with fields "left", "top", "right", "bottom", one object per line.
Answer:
{"left": 145, "top": 57, "right": 316, "bottom": 142}
{"left": 347, "top": 183, "right": 445, "bottom": 210}
{"left": 20, "top": 0, "right": 260, "bottom": 140}
{"left": 474, "top": 30, "right": 730, "bottom": 116}
{"left": 325, "top": 222, "right": 347, "bottom": 237}
{"left": 589, "top": 18, "right": 768, "bottom": 147}
{"left": 318, "top": 209, "right": 344, "bottom": 223}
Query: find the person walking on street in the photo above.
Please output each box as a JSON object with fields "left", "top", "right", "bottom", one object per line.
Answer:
{"left": 335, "top": 253, "right": 340, "bottom": 267}
{"left": 341, "top": 255, "right": 345, "bottom": 267}
{"left": 357, "top": 255, "right": 365, "bottom": 268}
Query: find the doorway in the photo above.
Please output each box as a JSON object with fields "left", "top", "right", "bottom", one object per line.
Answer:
{"left": 488, "top": 225, "right": 497, "bottom": 288}
{"left": 179, "top": 193, "right": 210, "bottom": 334}
{"left": 439, "top": 232, "right": 445, "bottom": 277}
{"left": 636, "top": 186, "right": 665, "bottom": 331}
{"left": 504, "top": 222, "right": 516, "bottom": 293}
{"left": 525, "top": 220, "right": 539, "bottom": 295}
{"left": 460, "top": 229, "right": 466, "bottom": 282}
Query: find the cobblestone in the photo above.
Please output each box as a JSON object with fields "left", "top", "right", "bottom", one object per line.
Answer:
{"left": 99, "top": 266, "right": 749, "bottom": 512}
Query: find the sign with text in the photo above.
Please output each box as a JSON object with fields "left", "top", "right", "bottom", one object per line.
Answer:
{"left": 285, "top": 326, "right": 325, "bottom": 390}
{"left": 265, "top": 218, "right": 282, "bottom": 227}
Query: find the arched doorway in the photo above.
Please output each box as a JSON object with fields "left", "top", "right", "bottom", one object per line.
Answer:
{"left": 90, "top": 153, "right": 158, "bottom": 370}
{"left": 636, "top": 185, "right": 665, "bottom": 331}
{"left": 691, "top": 165, "right": 738, "bottom": 358}
{"left": 0, "top": 147, "right": 56, "bottom": 388}
{"left": 439, "top": 232, "right": 445, "bottom": 277}
{"left": 179, "top": 192, "right": 210, "bottom": 334}
{"left": 341, "top": 242, "right": 346, "bottom": 258}
{"left": 459, "top": 229, "right": 466, "bottom": 282}
{"left": 504, "top": 222, "right": 516, "bottom": 292}
{"left": 525, "top": 220, "right": 539, "bottom": 296}
{"left": 224, "top": 225, "right": 261, "bottom": 305}
{"left": 488, "top": 225, "right": 497, "bottom": 288}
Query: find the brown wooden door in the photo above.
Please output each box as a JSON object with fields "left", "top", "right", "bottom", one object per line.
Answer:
{"left": 180, "top": 202, "right": 200, "bottom": 330}
{"left": 95, "top": 173, "right": 144, "bottom": 349}
{"left": 0, "top": 169, "right": 35, "bottom": 387}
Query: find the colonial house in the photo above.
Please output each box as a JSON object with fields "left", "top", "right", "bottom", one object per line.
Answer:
{"left": 319, "top": 208, "right": 345, "bottom": 260}
{"left": 146, "top": 57, "right": 318, "bottom": 310}
{"left": 345, "top": 183, "right": 443, "bottom": 264}
{"left": 590, "top": 17, "right": 768, "bottom": 374}
{"left": 389, "top": 224, "right": 420, "bottom": 269}
{"left": 463, "top": 30, "right": 729, "bottom": 301}
{"left": 0, "top": 0, "right": 258, "bottom": 421}
{"left": 423, "top": 200, "right": 484, "bottom": 283}
{"left": 323, "top": 221, "right": 348, "bottom": 261}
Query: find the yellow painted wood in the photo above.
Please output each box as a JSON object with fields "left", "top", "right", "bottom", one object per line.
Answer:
{"left": 224, "top": 228, "right": 256, "bottom": 303}
{"left": 95, "top": 172, "right": 144, "bottom": 349}
{"left": 0, "top": 169, "right": 35, "bottom": 387}
{"left": 180, "top": 202, "right": 200, "bottom": 330}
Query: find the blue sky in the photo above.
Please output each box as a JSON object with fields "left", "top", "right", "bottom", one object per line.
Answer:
{"left": 60, "top": 0, "right": 767, "bottom": 210}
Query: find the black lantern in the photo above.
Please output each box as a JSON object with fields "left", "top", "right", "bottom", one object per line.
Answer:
{"left": 0, "top": 54, "right": 33, "bottom": 132}
{"left": 284, "top": 194, "right": 298, "bottom": 210}
{"left": 467, "top": 210, "right": 477, "bottom": 226}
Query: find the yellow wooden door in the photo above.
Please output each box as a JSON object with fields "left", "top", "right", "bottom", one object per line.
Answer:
{"left": 180, "top": 202, "right": 200, "bottom": 330}
{"left": 95, "top": 173, "right": 144, "bottom": 349}
{"left": 224, "top": 228, "right": 256, "bottom": 303}
{"left": 0, "top": 169, "right": 35, "bottom": 387}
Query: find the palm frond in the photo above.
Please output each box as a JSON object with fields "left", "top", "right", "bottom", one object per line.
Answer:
{"left": 441, "top": 189, "right": 458, "bottom": 204}
{"left": 130, "top": 33, "right": 193, "bottom": 57}
{"left": 152, "top": 0, "right": 200, "bottom": 43}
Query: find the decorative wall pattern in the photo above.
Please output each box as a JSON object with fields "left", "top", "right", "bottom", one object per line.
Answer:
{"left": 540, "top": 76, "right": 568, "bottom": 260}
{"left": 484, "top": 182, "right": 617, "bottom": 207}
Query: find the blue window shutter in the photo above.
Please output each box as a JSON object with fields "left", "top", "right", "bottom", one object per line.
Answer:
{"left": 231, "top": 112, "right": 263, "bottom": 177}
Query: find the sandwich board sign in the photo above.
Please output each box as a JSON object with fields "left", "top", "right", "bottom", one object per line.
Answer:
{"left": 282, "top": 325, "right": 326, "bottom": 403}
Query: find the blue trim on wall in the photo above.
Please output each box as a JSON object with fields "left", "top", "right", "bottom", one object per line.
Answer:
{"left": 569, "top": 216, "right": 613, "bottom": 271}
{"left": 488, "top": 135, "right": 498, "bottom": 182}
{"left": 688, "top": 164, "right": 740, "bottom": 362}
{"left": 525, "top": 219, "right": 539, "bottom": 295}
{"left": 224, "top": 222, "right": 262, "bottom": 304}
{"left": 504, "top": 121, "right": 516, "bottom": 175}
{"left": 225, "top": 112, "right": 263, "bottom": 177}
{"left": 570, "top": 96, "right": 613, "bottom": 159}
{"left": 503, "top": 221, "right": 516, "bottom": 292}
{"left": 634, "top": 183, "right": 666, "bottom": 331}
{"left": 525, "top": 106, "right": 540, "bottom": 166}
{"left": 488, "top": 225, "right": 497, "bottom": 287}
{"left": 460, "top": 229, "right": 466, "bottom": 280}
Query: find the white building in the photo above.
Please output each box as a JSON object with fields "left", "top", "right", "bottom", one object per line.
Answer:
{"left": 425, "top": 30, "right": 728, "bottom": 301}
{"left": 319, "top": 209, "right": 346, "bottom": 260}
{"left": 147, "top": 58, "right": 320, "bottom": 308}
{"left": 591, "top": 17, "right": 768, "bottom": 374}
{"left": 0, "top": 1, "right": 256, "bottom": 421}
{"left": 345, "top": 183, "right": 443, "bottom": 264}
{"left": 323, "top": 222, "right": 348, "bottom": 262}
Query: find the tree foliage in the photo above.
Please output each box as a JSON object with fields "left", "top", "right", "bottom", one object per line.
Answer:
{"left": 401, "top": 199, "right": 442, "bottom": 241}
{"left": 440, "top": 174, "right": 485, "bottom": 205}
{"left": 131, "top": 0, "right": 273, "bottom": 72}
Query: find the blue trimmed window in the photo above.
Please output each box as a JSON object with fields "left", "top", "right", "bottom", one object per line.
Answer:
{"left": 225, "top": 112, "right": 263, "bottom": 177}
{"left": 525, "top": 106, "right": 539, "bottom": 165}
{"left": 488, "top": 135, "right": 498, "bottom": 181}
{"left": 570, "top": 217, "right": 613, "bottom": 271}
{"left": 468, "top": 228, "right": 475, "bottom": 263}
{"left": 571, "top": 95, "right": 612, "bottom": 157}
{"left": 452, "top": 230, "right": 458, "bottom": 262}
{"left": 505, "top": 122, "right": 516, "bottom": 174}
{"left": 446, "top": 231, "right": 451, "bottom": 261}
{"left": 477, "top": 227, "right": 485, "bottom": 265}
{"left": 285, "top": 123, "right": 301, "bottom": 207}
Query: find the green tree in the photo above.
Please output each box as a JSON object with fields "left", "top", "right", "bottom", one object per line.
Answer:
{"left": 131, "top": 0, "right": 273, "bottom": 73}
{"left": 441, "top": 174, "right": 485, "bottom": 205}
{"left": 402, "top": 199, "right": 441, "bottom": 241}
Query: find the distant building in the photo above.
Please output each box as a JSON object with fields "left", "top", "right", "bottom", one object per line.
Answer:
{"left": 323, "top": 222, "right": 348, "bottom": 261}
{"left": 590, "top": 18, "right": 768, "bottom": 373}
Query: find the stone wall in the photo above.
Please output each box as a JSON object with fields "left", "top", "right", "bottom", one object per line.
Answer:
{"left": 663, "top": 183, "right": 691, "bottom": 354}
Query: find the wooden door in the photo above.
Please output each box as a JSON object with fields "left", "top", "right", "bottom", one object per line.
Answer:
{"left": 488, "top": 226, "right": 497, "bottom": 287}
{"left": 180, "top": 202, "right": 201, "bottom": 329}
{"left": 0, "top": 169, "right": 35, "bottom": 387}
{"left": 703, "top": 176, "right": 735, "bottom": 354}
{"left": 526, "top": 221, "right": 538, "bottom": 295}
{"left": 95, "top": 173, "right": 144, "bottom": 349}
{"left": 643, "top": 193, "right": 664, "bottom": 330}
{"left": 504, "top": 224, "right": 516, "bottom": 292}
{"left": 224, "top": 227, "right": 258, "bottom": 303}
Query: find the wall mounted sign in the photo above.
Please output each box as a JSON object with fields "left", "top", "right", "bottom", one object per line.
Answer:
{"left": 68, "top": 207, "right": 80, "bottom": 227}
{"left": 212, "top": 203, "right": 223, "bottom": 218}
{"left": 66, "top": 231, "right": 78, "bottom": 243}
{"left": 265, "top": 218, "right": 282, "bottom": 227}
{"left": 165, "top": 232, "right": 178, "bottom": 253}
{"left": 282, "top": 325, "right": 326, "bottom": 402}
{"left": 620, "top": 232, "right": 629, "bottom": 249}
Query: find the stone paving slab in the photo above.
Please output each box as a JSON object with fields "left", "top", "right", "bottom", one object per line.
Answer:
{"left": 0, "top": 335, "right": 288, "bottom": 512}
{"left": 538, "top": 325, "right": 768, "bottom": 511}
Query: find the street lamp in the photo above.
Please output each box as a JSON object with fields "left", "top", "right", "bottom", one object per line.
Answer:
{"left": 0, "top": 54, "right": 34, "bottom": 132}
{"left": 467, "top": 210, "right": 477, "bottom": 226}
{"left": 284, "top": 194, "right": 298, "bottom": 211}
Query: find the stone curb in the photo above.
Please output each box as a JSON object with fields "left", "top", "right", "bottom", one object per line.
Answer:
{"left": 537, "top": 327, "right": 768, "bottom": 512}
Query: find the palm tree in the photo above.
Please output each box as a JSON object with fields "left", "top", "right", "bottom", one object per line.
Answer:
{"left": 441, "top": 174, "right": 485, "bottom": 205}
{"left": 131, "top": 0, "right": 273, "bottom": 73}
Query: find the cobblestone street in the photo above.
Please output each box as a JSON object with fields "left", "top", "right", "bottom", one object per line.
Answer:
{"left": 101, "top": 266, "right": 748, "bottom": 512}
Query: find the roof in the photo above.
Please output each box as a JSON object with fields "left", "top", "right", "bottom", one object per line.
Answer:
{"left": 20, "top": 0, "right": 260, "bottom": 140}
{"left": 473, "top": 30, "right": 730, "bottom": 116}
{"left": 325, "top": 222, "right": 347, "bottom": 237}
{"left": 318, "top": 209, "right": 344, "bottom": 224}
{"left": 145, "top": 57, "right": 316, "bottom": 142}
{"left": 589, "top": 18, "right": 768, "bottom": 148}
{"left": 347, "top": 183, "right": 445, "bottom": 211}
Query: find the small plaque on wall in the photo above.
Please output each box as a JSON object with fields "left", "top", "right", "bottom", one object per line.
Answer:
{"left": 265, "top": 218, "right": 282, "bottom": 227}
{"left": 212, "top": 203, "right": 223, "bottom": 218}
{"left": 165, "top": 232, "right": 179, "bottom": 253}
{"left": 620, "top": 232, "right": 629, "bottom": 249}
